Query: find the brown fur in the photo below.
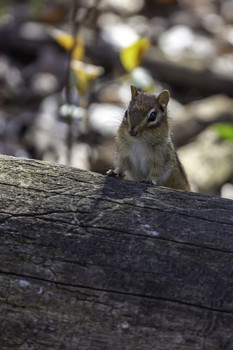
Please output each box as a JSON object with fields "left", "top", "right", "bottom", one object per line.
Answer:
{"left": 109, "top": 86, "right": 190, "bottom": 191}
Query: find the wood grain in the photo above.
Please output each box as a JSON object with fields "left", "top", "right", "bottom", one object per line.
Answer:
{"left": 0, "top": 155, "right": 233, "bottom": 349}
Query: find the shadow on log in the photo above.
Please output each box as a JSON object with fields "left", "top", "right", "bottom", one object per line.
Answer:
{"left": 0, "top": 155, "right": 233, "bottom": 350}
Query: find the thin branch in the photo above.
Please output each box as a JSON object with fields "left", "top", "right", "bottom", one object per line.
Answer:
{"left": 64, "top": 0, "right": 102, "bottom": 165}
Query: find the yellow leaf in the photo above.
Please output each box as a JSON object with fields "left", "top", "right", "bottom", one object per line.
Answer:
{"left": 50, "top": 28, "right": 74, "bottom": 50}
{"left": 72, "top": 35, "right": 84, "bottom": 60}
{"left": 120, "top": 38, "right": 150, "bottom": 72}
{"left": 50, "top": 28, "right": 84, "bottom": 60}
{"left": 71, "top": 60, "right": 104, "bottom": 94}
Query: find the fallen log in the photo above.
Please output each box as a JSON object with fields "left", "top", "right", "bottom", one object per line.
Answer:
{"left": 0, "top": 155, "right": 233, "bottom": 350}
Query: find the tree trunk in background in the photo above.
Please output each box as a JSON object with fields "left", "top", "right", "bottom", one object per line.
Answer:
{"left": 0, "top": 155, "right": 233, "bottom": 350}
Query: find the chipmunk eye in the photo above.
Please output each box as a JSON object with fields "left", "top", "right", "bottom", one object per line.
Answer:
{"left": 124, "top": 110, "right": 128, "bottom": 120}
{"left": 148, "top": 111, "right": 156, "bottom": 122}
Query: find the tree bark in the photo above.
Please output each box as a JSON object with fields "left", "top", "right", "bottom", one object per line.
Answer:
{"left": 0, "top": 155, "right": 233, "bottom": 350}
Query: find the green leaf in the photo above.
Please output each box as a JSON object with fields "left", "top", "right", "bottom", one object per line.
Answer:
{"left": 212, "top": 123, "right": 233, "bottom": 143}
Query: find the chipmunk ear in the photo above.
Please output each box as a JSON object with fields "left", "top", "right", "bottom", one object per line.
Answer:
{"left": 130, "top": 85, "right": 139, "bottom": 98}
{"left": 157, "top": 90, "right": 170, "bottom": 109}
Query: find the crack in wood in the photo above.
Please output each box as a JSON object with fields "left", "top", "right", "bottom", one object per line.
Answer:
{"left": 1, "top": 270, "right": 233, "bottom": 316}
{"left": 1, "top": 182, "right": 232, "bottom": 228}
{"left": 1, "top": 155, "right": 233, "bottom": 348}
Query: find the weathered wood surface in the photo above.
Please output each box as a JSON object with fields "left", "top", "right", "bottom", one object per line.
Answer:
{"left": 0, "top": 155, "right": 233, "bottom": 350}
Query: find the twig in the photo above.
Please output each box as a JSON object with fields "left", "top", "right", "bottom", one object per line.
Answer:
{"left": 65, "top": 0, "right": 79, "bottom": 165}
{"left": 65, "top": 0, "right": 102, "bottom": 165}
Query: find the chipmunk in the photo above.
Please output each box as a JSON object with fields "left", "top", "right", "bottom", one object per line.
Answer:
{"left": 107, "top": 85, "right": 190, "bottom": 191}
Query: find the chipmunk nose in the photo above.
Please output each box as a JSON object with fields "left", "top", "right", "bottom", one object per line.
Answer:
{"left": 129, "top": 128, "right": 138, "bottom": 137}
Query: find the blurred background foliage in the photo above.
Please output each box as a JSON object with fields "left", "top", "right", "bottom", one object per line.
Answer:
{"left": 0, "top": 0, "right": 233, "bottom": 198}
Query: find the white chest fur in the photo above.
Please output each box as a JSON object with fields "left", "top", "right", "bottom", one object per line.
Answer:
{"left": 126, "top": 139, "right": 150, "bottom": 181}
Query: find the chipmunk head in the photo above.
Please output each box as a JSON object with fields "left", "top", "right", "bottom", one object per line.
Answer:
{"left": 122, "top": 85, "right": 170, "bottom": 142}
